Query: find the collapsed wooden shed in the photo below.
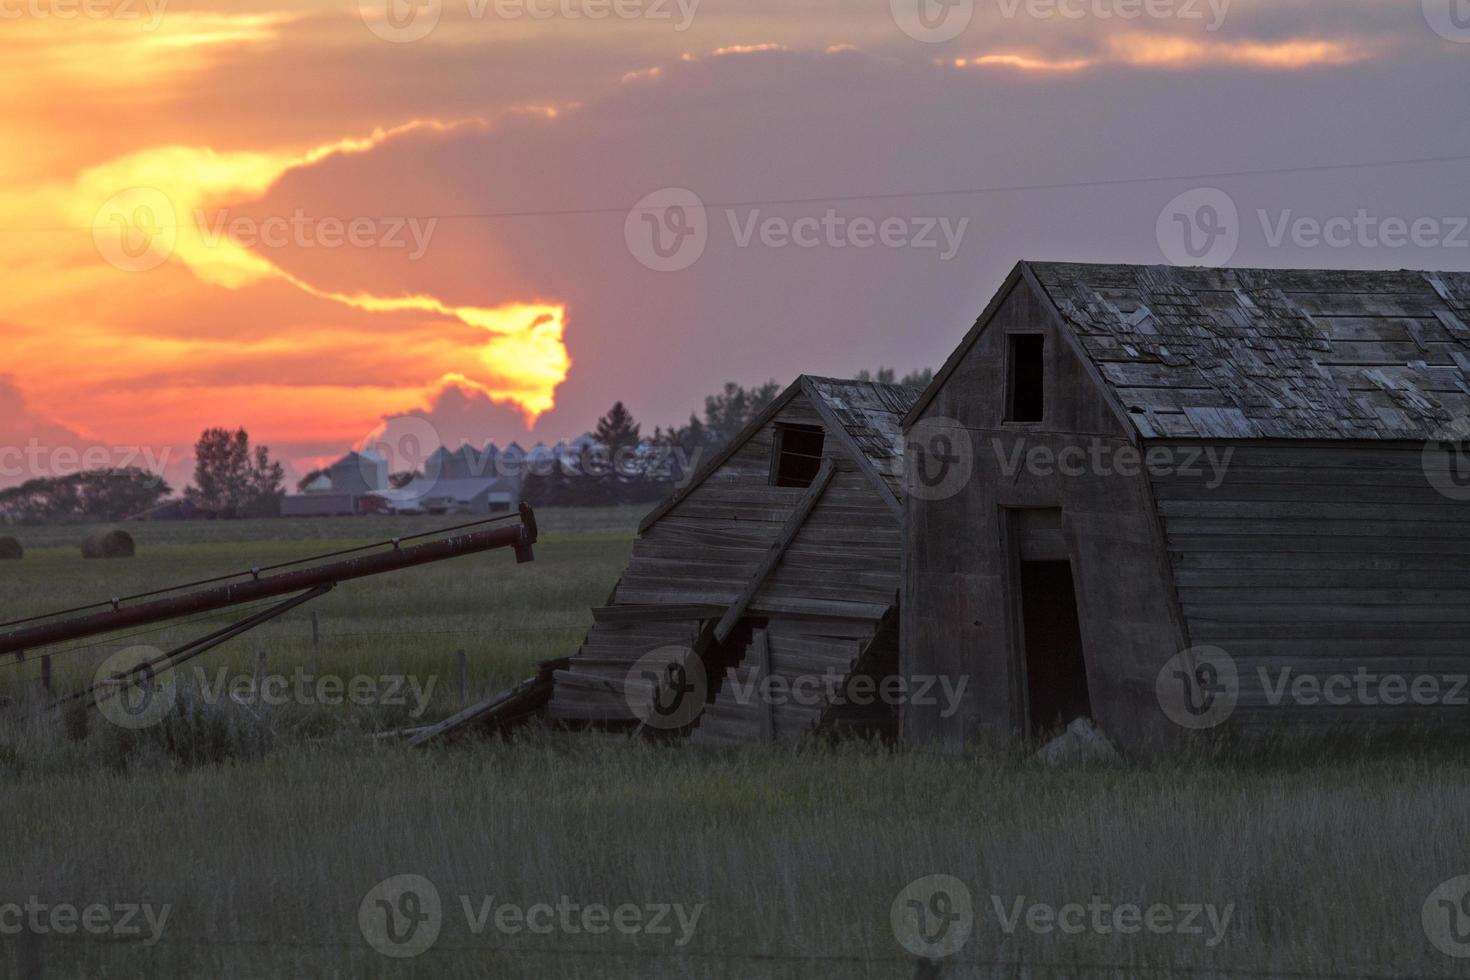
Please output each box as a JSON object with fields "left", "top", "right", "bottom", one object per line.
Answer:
{"left": 543, "top": 375, "right": 918, "bottom": 744}
{"left": 904, "top": 261, "right": 1470, "bottom": 752}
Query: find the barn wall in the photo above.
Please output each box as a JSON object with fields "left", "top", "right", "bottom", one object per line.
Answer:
{"left": 550, "top": 390, "right": 902, "bottom": 730}
{"left": 620, "top": 393, "right": 898, "bottom": 611}
{"left": 904, "top": 278, "right": 1187, "bottom": 751}
{"left": 1154, "top": 441, "right": 1470, "bottom": 734}
{"left": 691, "top": 457, "right": 902, "bottom": 743}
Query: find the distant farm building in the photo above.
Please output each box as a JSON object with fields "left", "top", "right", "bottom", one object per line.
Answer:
{"left": 281, "top": 450, "right": 389, "bottom": 517}
{"left": 903, "top": 262, "right": 1470, "bottom": 752}
{"left": 369, "top": 444, "right": 525, "bottom": 515}
{"left": 544, "top": 376, "right": 918, "bottom": 744}
{"left": 375, "top": 477, "right": 519, "bottom": 515}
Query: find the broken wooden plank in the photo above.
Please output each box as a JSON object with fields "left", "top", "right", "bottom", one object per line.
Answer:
{"left": 713, "top": 459, "right": 836, "bottom": 646}
{"left": 408, "top": 665, "right": 558, "bottom": 747}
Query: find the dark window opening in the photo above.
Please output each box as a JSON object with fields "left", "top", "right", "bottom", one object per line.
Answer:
{"left": 771, "top": 424, "right": 825, "bottom": 487}
{"left": 1007, "top": 334, "right": 1045, "bottom": 423}
{"left": 704, "top": 616, "right": 769, "bottom": 702}
{"left": 1018, "top": 560, "right": 1092, "bottom": 739}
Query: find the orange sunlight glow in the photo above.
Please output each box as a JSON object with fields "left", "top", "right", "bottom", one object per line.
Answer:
{"left": 75, "top": 124, "right": 571, "bottom": 427}
{"left": 952, "top": 35, "right": 1366, "bottom": 74}
{"left": 953, "top": 53, "right": 1093, "bottom": 72}
{"left": 1108, "top": 35, "right": 1364, "bottom": 69}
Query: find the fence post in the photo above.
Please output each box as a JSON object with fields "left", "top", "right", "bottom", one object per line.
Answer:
{"left": 457, "top": 649, "right": 468, "bottom": 702}
{"left": 39, "top": 655, "right": 51, "bottom": 696}
{"left": 15, "top": 929, "right": 43, "bottom": 979}
{"left": 752, "top": 629, "right": 775, "bottom": 743}
{"left": 310, "top": 612, "right": 321, "bottom": 674}
{"left": 911, "top": 956, "right": 943, "bottom": 979}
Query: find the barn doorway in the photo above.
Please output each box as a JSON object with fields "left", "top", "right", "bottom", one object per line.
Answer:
{"left": 1017, "top": 560, "right": 1092, "bottom": 738}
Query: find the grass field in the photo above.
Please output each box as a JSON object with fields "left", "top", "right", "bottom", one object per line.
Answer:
{"left": 2, "top": 512, "right": 1469, "bottom": 978}
{"left": 0, "top": 508, "right": 644, "bottom": 710}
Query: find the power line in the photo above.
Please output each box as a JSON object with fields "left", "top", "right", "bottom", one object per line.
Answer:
{"left": 13, "top": 150, "right": 1470, "bottom": 234}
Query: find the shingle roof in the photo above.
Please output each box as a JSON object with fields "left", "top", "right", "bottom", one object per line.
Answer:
{"left": 1028, "top": 262, "right": 1470, "bottom": 440}
{"left": 636, "top": 375, "right": 921, "bottom": 534}
{"left": 804, "top": 377, "right": 920, "bottom": 496}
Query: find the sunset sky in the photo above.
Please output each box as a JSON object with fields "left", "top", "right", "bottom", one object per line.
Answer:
{"left": 3, "top": 0, "right": 1468, "bottom": 487}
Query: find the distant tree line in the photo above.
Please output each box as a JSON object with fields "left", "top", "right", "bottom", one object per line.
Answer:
{"left": 1, "top": 372, "right": 928, "bottom": 521}
{"left": 522, "top": 368, "right": 929, "bottom": 508}
{"left": 0, "top": 468, "right": 172, "bottom": 524}
{"left": 854, "top": 367, "right": 933, "bottom": 387}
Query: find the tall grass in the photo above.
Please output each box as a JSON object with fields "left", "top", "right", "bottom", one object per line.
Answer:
{"left": 0, "top": 508, "right": 640, "bottom": 712}
{"left": 3, "top": 736, "right": 1469, "bottom": 978}
{"left": 1, "top": 510, "right": 1468, "bottom": 978}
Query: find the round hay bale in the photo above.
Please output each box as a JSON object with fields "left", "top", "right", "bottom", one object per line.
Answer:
{"left": 81, "top": 529, "right": 135, "bottom": 559}
{"left": 0, "top": 536, "right": 21, "bottom": 560}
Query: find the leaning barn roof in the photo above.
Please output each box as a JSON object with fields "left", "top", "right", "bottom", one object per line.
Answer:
{"left": 803, "top": 376, "right": 918, "bottom": 497}
{"left": 637, "top": 375, "right": 919, "bottom": 533}
{"left": 923, "top": 262, "right": 1470, "bottom": 442}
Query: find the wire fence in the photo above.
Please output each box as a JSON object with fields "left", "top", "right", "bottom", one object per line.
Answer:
{"left": 0, "top": 511, "right": 526, "bottom": 631}
{"left": 10, "top": 930, "right": 1435, "bottom": 980}
{"left": 3, "top": 613, "right": 591, "bottom": 668}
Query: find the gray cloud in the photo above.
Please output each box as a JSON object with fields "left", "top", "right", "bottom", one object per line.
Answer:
{"left": 240, "top": 35, "right": 1468, "bottom": 444}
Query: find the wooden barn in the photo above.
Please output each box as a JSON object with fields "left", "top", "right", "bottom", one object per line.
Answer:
{"left": 903, "top": 261, "right": 1470, "bottom": 752}
{"left": 544, "top": 375, "right": 919, "bottom": 744}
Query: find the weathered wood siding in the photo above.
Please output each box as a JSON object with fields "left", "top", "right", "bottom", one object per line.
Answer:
{"left": 904, "top": 276, "right": 1187, "bottom": 750}
{"left": 691, "top": 616, "right": 897, "bottom": 745}
{"left": 622, "top": 394, "right": 898, "bottom": 614}
{"left": 549, "top": 391, "right": 902, "bottom": 729}
{"left": 1154, "top": 442, "right": 1470, "bottom": 733}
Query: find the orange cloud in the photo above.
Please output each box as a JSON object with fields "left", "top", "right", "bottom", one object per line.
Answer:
{"left": 952, "top": 34, "right": 1369, "bottom": 74}
{"left": 68, "top": 123, "right": 570, "bottom": 427}
{"left": 953, "top": 53, "right": 1093, "bottom": 72}
{"left": 1108, "top": 34, "right": 1366, "bottom": 69}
